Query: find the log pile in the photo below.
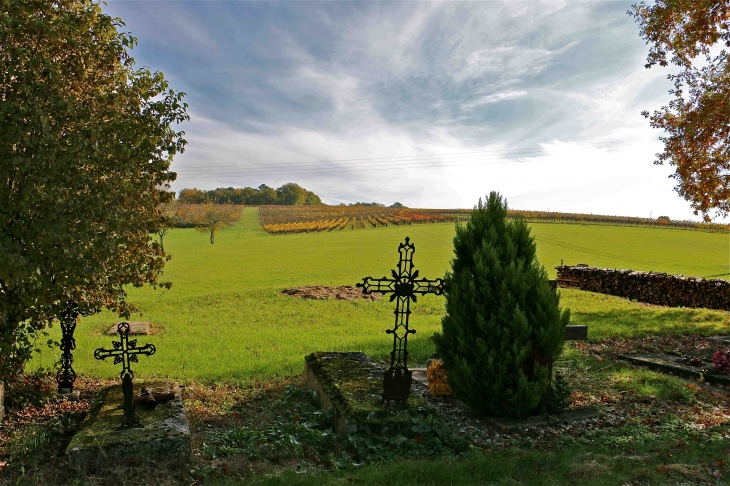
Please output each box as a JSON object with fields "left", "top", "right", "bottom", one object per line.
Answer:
{"left": 555, "top": 265, "right": 730, "bottom": 311}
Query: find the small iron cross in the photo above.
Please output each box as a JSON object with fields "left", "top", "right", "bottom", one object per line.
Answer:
{"left": 357, "top": 237, "right": 444, "bottom": 403}
{"left": 94, "top": 322, "right": 156, "bottom": 427}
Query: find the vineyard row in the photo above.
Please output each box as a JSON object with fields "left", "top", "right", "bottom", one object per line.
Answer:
{"left": 258, "top": 206, "right": 728, "bottom": 235}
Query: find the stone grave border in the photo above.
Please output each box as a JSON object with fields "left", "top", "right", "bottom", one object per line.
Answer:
{"left": 617, "top": 353, "right": 730, "bottom": 388}
{"left": 304, "top": 352, "right": 431, "bottom": 436}
{"left": 66, "top": 380, "right": 190, "bottom": 470}
{"left": 305, "top": 351, "right": 603, "bottom": 437}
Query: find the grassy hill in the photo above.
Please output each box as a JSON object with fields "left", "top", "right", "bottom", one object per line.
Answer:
{"left": 30, "top": 208, "right": 729, "bottom": 380}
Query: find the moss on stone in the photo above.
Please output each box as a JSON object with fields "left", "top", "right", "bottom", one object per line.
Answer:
{"left": 305, "top": 352, "right": 433, "bottom": 437}
{"left": 66, "top": 380, "right": 190, "bottom": 470}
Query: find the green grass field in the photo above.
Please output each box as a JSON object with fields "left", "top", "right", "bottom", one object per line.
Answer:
{"left": 30, "top": 208, "right": 730, "bottom": 381}
{"left": 14, "top": 207, "right": 730, "bottom": 486}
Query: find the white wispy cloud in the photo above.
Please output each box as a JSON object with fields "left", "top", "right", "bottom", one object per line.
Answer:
{"left": 450, "top": 47, "right": 556, "bottom": 83}
{"left": 460, "top": 90, "right": 529, "bottom": 111}
{"left": 103, "top": 0, "right": 722, "bottom": 221}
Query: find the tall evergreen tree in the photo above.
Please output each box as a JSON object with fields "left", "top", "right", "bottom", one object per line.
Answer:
{"left": 433, "top": 192, "right": 569, "bottom": 417}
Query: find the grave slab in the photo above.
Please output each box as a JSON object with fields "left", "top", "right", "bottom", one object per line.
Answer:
{"left": 66, "top": 380, "right": 190, "bottom": 470}
{"left": 106, "top": 321, "right": 151, "bottom": 335}
{"left": 707, "top": 336, "right": 730, "bottom": 346}
{"left": 304, "top": 352, "right": 430, "bottom": 436}
{"left": 617, "top": 353, "right": 730, "bottom": 387}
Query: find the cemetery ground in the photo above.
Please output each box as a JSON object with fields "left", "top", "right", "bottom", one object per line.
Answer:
{"left": 1, "top": 208, "right": 729, "bottom": 485}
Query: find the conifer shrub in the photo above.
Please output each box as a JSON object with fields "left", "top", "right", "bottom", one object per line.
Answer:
{"left": 433, "top": 192, "right": 570, "bottom": 418}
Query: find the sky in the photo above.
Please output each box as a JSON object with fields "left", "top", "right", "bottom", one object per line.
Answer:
{"left": 103, "top": 0, "right": 719, "bottom": 221}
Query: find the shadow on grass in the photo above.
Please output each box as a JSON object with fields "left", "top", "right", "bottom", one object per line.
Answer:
{"left": 207, "top": 440, "right": 729, "bottom": 486}
{"left": 574, "top": 307, "right": 730, "bottom": 340}
{"left": 705, "top": 272, "right": 730, "bottom": 278}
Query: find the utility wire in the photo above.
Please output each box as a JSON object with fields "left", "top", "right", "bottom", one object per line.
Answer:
{"left": 174, "top": 139, "right": 643, "bottom": 175}
{"left": 173, "top": 144, "right": 639, "bottom": 179}
{"left": 173, "top": 150, "right": 631, "bottom": 179}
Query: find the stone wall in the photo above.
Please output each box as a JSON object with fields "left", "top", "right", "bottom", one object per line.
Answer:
{"left": 556, "top": 265, "right": 730, "bottom": 311}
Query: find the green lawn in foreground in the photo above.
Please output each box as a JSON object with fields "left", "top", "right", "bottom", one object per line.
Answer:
{"left": 30, "top": 208, "right": 730, "bottom": 381}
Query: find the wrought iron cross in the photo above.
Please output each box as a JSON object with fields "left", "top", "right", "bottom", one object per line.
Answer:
{"left": 57, "top": 301, "right": 98, "bottom": 394}
{"left": 94, "top": 322, "right": 156, "bottom": 427}
{"left": 357, "top": 237, "right": 444, "bottom": 403}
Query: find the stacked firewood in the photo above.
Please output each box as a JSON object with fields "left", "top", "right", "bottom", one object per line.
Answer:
{"left": 555, "top": 265, "right": 730, "bottom": 311}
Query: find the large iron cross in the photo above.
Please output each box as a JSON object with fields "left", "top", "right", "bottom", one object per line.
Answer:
{"left": 357, "top": 237, "right": 444, "bottom": 403}
{"left": 94, "top": 322, "right": 156, "bottom": 428}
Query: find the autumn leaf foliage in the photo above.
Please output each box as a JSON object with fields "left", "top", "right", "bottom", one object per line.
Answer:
{"left": 0, "top": 0, "right": 188, "bottom": 382}
{"left": 426, "top": 360, "right": 452, "bottom": 397}
{"left": 630, "top": 1, "right": 730, "bottom": 220}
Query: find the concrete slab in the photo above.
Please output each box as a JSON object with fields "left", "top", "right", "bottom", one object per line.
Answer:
{"left": 66, "top": 380, "right": 190, "bottom": 470}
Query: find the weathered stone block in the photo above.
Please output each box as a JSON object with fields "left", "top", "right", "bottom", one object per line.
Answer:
{"left": 304, "top": 352, "right": 430, "bottom": 436}
{"left": 57, "top": 390, "right": 81, "bottom": 402}
{"left": 618, "top": 353, "right": 730, "bottom": 387}
{"left": 66, "top": 381, "right": 190, "bottom": 470}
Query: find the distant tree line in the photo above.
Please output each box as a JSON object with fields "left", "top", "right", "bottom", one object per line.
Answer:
{"left": 178, "top": 183, "right": 322, "bottom": 205}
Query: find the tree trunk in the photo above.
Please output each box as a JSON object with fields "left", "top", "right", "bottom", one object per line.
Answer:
{"left": 210, "top": 231, "right": 215, "bottom": 244}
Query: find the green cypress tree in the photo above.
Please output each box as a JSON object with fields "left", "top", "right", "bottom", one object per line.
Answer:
{"left": 433, "top": 192, "right": 569, "bottom": 417}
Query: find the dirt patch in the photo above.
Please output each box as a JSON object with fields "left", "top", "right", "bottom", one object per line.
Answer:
{"left": 281, "top": 285, "right": 382, "bottom": 301}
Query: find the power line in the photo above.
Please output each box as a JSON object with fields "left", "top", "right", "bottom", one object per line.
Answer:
{"left": 175, "top": 140, "right": 636, "bottom": 179}
{"left": 175, "top": 139, "right": 641, "bottom": 171}
{"left": 171, "top": 139, "right": 644, "bottom": 179}
{"left": 173, "top": 149, "right": 631, "bottom": 179}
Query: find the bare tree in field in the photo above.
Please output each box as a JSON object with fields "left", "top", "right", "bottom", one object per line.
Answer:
{"left": 157, "top": 200, "right": 181, "bottom": 253}
{"left": 184, "top": 202, "right": 241, "bottom": 244}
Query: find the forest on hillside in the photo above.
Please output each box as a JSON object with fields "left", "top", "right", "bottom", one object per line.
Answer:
{"left": 178, "top": 183, "right": 322, "bottom": 205}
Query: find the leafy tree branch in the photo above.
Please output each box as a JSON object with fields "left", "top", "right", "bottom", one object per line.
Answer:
{"left": 0, "top": 0, "right": 188, "bottom": 382}
{"left": 631, "top": 1, "right": 730, "bottom": 220}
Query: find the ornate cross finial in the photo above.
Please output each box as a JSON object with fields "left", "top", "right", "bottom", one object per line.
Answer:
{"left": 357, "top": 237, "right": 444, "bottom": 404}
{"left": 94, "top": 322, "right": 156, "bottom": 427}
